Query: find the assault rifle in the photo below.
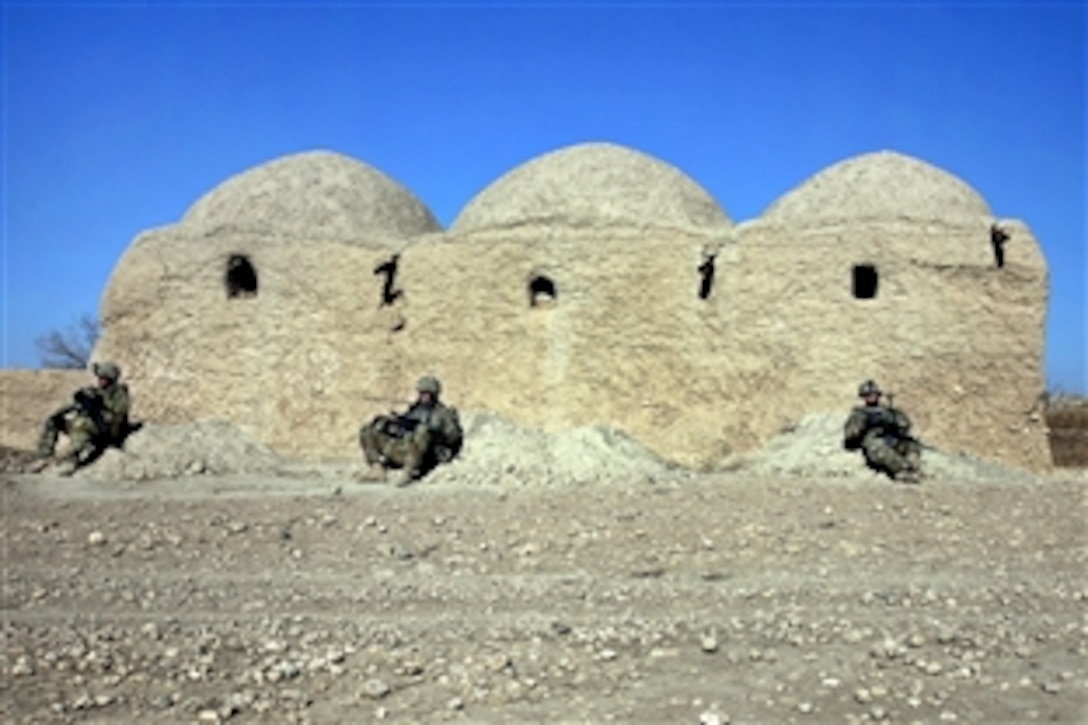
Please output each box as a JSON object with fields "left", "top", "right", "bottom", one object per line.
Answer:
{"left": 72, "top": 388, "right": 108, "bottom": 435}
{"left": 380, "top": 415, "right": 421, "bottom": 438}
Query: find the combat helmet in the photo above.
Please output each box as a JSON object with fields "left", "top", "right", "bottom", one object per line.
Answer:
{"left": 417, "top": 375, "right": 441, "bottom": 396}
{"left": 93, "top": 361, "right": 121, "bottom": 382}
{"left": 857, "top": 379, "right": 881, "bottom": 397}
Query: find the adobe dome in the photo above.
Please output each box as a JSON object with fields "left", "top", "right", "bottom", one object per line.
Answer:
{"left": 181, "top": 150, "right": 440, "bottom": 242}
{"left": 451, "top": 142, "right": 731, "bottom": 234}
{"left": 762, "top": 150, "right": 992, "bottom": 227}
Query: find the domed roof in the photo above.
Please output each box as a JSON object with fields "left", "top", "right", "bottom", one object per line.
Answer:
{"left": 181, "top": 150, "right": 440, "bottom": 242}
{"left": 450, "top": 142, "right": 730, "bottom": 234}
{"left": 762, "top": 151, "right": 992, "bottom": 227}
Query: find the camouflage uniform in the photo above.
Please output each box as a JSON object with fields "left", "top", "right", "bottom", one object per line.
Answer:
{"left": 37, "top": 361, "right": 131, "bottom": 475}
{"left": 843, "top": 380, "right": 923, "bottom": 482}
{"left": 358, "top": 376, "right": 463, "bottom": 485}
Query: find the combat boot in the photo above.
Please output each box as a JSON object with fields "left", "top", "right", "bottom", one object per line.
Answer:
{"left": 894, "top": 469, "right": 923, "bottom": 484}
{"left": 390, "top": 469, "right": 419, "bottom": 488}
{"left": 27, "top": 456, "right": 56, "bottom": 474}
{"left": 55, "top": 458, "right": 80, "bottom": 477}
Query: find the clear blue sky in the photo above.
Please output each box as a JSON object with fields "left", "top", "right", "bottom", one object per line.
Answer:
{"left": 4, "top": 1, "right": 1085, "bottom": 392}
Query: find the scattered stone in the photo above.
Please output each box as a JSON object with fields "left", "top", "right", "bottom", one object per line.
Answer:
{"left": 2, "top": 429, "right": 1080, "bottom": 723}
{"left": 362, "top": 678, "right": 391, "bottom": 699}
{"left": 11, "top": 656, "right": 34, "bottom": 676}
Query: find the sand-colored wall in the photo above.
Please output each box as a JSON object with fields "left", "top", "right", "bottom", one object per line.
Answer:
{"left": 78, "top": 214, "right": 1050, "bottom": 472}
{"left": 389, "top": 227, "right": 746, "bottom": 467}
{"left": 725, "top": 217, "right": 1050, "bottom": 469}
{"left": 92, "top": 225, "right": 429, "bottom": 459}
{"left": 92, "top": 224, "right": 744, "bottom": 465}
{"left": 1, "top": 370, "right": 97, "bottom": 450}
{"left": 8, "top": 143, "right": 1045, "bottom": 474}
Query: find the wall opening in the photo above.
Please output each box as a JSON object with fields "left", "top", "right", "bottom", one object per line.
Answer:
{"left": 226, "top": 254, "right": 258, "bottom": 298}
{"left": 852, "top": 264, "right": 878, "bottom": 299}
{"left": 528, "top": 274, "right": 557, "bottom": 308}
{"left": 374, "top": 254, "right": 402, "bottom": 306}
{"left": 698, "top": 253, "right": 716, "bottom": 300}
{"left": 990, "top": 224, "right": 1009, "bottom": 269}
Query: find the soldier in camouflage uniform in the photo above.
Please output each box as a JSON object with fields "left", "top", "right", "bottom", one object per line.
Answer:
{"left": 358, "top": 376, "right": 464, "bottom": 487}
{"left": 843, "top": 380, "right": 923, "bottom": 483}
{"left": 35, "top": 361, "right": 132, "bottom": 476}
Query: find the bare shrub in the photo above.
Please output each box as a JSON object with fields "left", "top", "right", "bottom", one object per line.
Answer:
{"left": 1045, "top": 391, "right": 1088, "bottom": 467}
{"left": 35, "top": 314, "right": 100, "bottom": 370}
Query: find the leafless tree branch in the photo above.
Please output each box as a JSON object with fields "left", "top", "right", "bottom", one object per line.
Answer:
{"left": 35, "top": 314, "right": 100, "bottom": 370}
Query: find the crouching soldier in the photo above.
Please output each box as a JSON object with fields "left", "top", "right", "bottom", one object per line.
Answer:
{"left": 35, "top": 361, "right": 132, "bottom": 476}
{"left": 843, "top": 379, "right": 923, "bottom": 483}
{"left": 358, "top": 376, "right": 463, "bottom": 486}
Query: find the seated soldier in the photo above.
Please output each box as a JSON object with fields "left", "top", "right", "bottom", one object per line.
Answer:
{"left": 34, "top": 361, "right": 132, "bottom": 476}
{"left": 843, "top": 379, "right": 923, "bottom": 483}
{"left": 358, "top": 375, "right": 463, "bottom": 486}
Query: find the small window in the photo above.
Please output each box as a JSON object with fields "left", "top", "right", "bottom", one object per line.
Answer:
{"left": 528, "top": 274, "right": 557, "bottom": 308}
{"left": 226, "top": 254, "right": 258, "bottom": 298}
{"left": 374, "top": 255, "right": 401, "bottom": 306}
{"left": 853, "top": 264, "right": 878, "bottom": 299}
{"left": 698, "top": 255, "right": 716, "bottom": 300}
{"left": 990, "top": 224, "right": 1009, "bottom": 269}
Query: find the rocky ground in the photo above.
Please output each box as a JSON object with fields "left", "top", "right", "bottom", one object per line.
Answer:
{"left": 2, "top": 419, "right": 1085, "bottom": 723}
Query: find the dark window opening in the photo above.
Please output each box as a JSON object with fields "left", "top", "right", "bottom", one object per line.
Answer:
{"left": 990, "top": 224, "right": 1009, "bottom": 269}
{"left": 226, "top": 254, "right": 258, "bottom": 298}
{"left": 853, "top": 264, "right": 878, "bottom": 299}
{"left": 374, "top": 254, "right": 402, "bottom": 306}
{"left": 529, "top": 274, "right": 557, "bottom": 308}
{"left": 698, "top": 253, "right": 716, "bottom": 300}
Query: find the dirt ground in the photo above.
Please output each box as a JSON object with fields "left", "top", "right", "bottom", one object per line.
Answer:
{"left": 2, "top": 460, "right": 1085, "bottom": 724}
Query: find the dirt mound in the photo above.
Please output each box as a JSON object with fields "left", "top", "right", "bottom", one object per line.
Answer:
{"left": 65, "top": 411, "right": 1044, "bottom": 487}
{"left": 424, "top": 411, "right": 676, "bottom": 487}
{"left": 78, "top": 420, "right": 282, "bottom": 482}
{"left": 722, "top": 411, "right": 1040, "bottom": 482}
